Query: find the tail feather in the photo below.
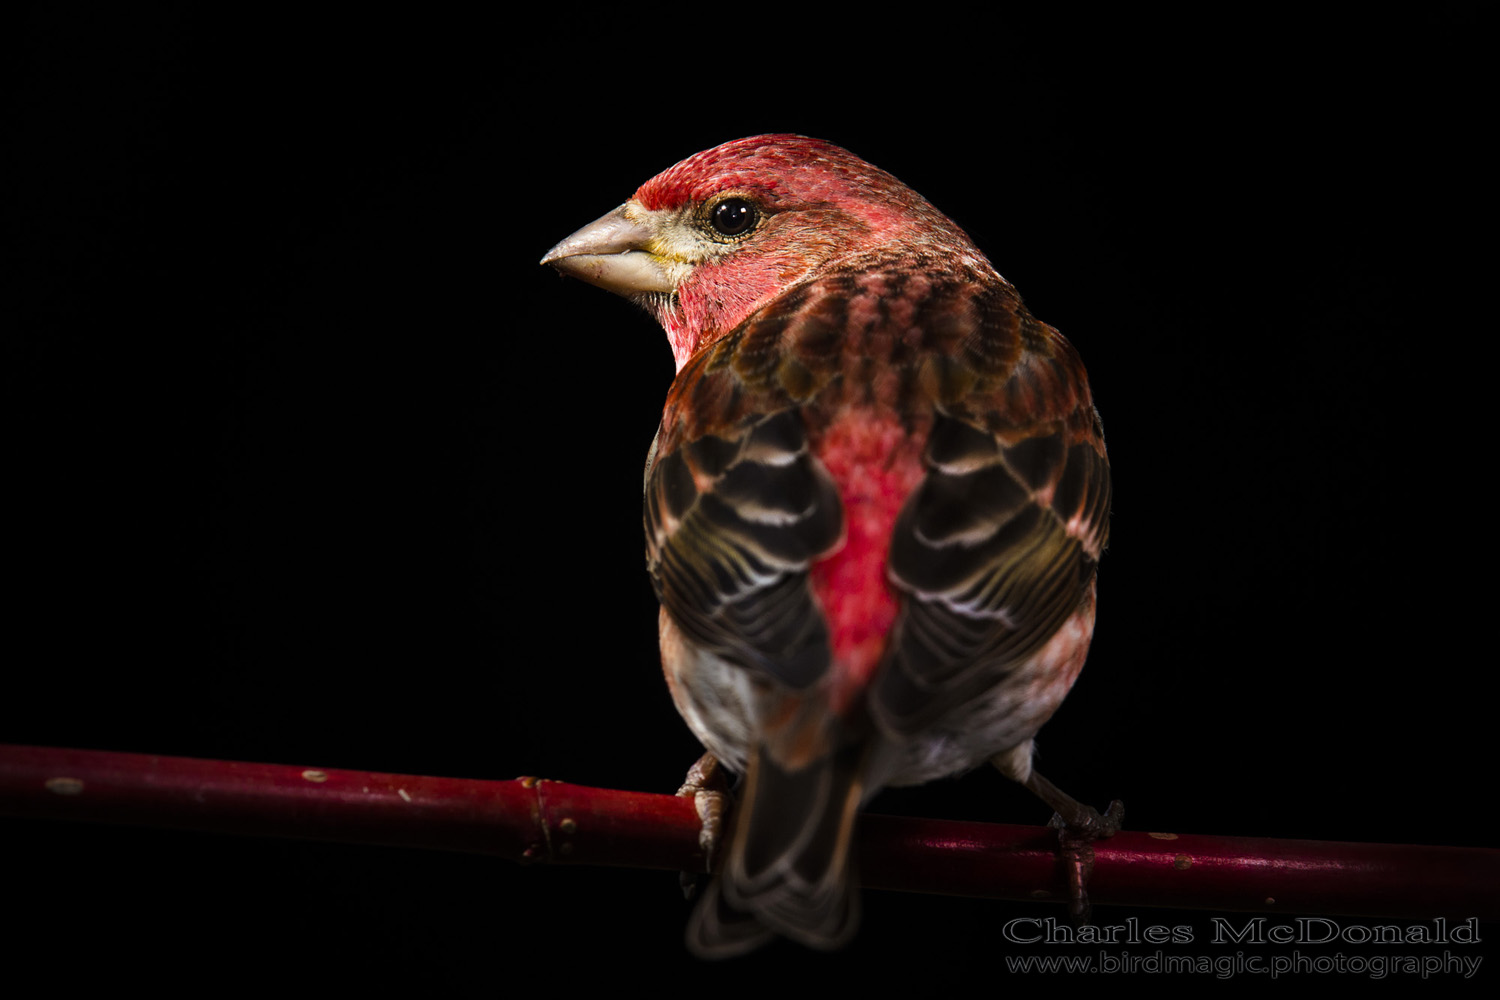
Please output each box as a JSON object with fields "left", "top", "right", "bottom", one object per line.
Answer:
{"left": 685, "top": 883, "right": 775, "bottom": 959}
{"left": 687, "top": 742, "right": 866, "bottom": 957}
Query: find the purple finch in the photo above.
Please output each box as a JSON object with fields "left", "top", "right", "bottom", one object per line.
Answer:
{"left": 543, "top": 135, "right": 1114, "bottom": 956}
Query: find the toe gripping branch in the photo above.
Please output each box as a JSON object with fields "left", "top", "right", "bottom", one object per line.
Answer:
{"left": 1023, "top": 769, "right": 1125, "bottom": 924}
{"left": 676, "top": 752, "right": 733, "bottom": 898}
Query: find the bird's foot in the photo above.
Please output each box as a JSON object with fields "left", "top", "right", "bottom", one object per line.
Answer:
{"left": 1022, "top": 769, "right": 1122, "bottom": 926}
{"left": 1047, "top": 798, "right": 1123, "bottom": 925}
{"left": 1049, "top": 797, "right": 1125, "bottom": 841}
{"left": 676, "top": 752, "right": 732, "bottom": 900}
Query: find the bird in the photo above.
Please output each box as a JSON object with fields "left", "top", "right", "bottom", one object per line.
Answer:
{"left": 542, "top": 135, "right": 1116, "bottom": 957}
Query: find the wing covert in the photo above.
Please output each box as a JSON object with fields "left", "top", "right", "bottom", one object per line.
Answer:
{"left": 646, "top": 409, "right": 844, "bottom": 690}
{"left": 875, "top": 371, "right": 1110, "bottom": 736}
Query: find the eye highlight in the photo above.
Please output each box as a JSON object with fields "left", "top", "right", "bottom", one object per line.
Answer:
{"left": 708, "top": 197, "right": 759, "bottom": 238}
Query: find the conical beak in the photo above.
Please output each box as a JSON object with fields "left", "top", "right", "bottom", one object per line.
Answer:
{"left": 541, "top": 203, "right": 679, "bottom": 296}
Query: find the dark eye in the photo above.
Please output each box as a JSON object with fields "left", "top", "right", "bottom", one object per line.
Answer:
{"left": 709, "top": 198, "right": 758, "bottom": 237}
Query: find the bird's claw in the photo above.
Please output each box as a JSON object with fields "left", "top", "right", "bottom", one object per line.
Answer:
{"left": 677, "top": 753, "right": 732, "bottom": 900}
{"left": 1047, "top": 799, "right": 1123, "bottom": 926}
{"left": 1047, "top": 798, "right": 1124, "bottom": 841}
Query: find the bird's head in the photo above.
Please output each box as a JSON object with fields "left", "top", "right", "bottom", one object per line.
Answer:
{"left": 542, "top": 135, "right": 985, "bottom": 369}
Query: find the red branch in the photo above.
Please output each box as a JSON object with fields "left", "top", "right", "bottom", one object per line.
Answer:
{"left": 2, "top": 744, "right": 1494, "bottom": 919}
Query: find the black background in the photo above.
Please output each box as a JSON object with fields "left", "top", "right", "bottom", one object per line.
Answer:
{"left": 4, "top": 8, "right": 1490, "bottom": 991}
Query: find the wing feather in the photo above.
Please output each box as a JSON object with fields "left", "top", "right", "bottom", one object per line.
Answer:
{"left": 646, "top": 410, "right": 843, "bottom": 690}
{"left": 875, "top": 408, "right": 1109, "bottom": 735}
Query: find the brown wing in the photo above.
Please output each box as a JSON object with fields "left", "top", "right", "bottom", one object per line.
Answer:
{"left": 645, "top": 389, "right": 843, "bottom": 690}
{"left": 873, "top": 311, "right": 1110, "bottom": 737}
